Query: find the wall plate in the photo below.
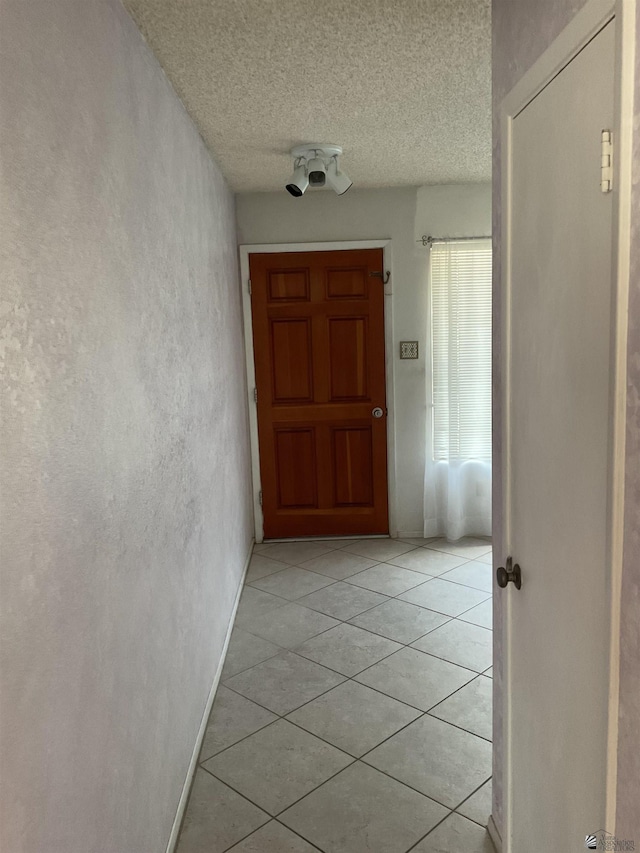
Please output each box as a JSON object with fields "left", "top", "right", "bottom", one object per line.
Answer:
{"left": 400, "top": 341, "right": 419, "bottom": 359}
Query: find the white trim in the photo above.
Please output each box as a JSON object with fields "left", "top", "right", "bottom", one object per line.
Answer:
{"left": 605, "top": 0, "right": 635, "bottom": 830}
{"left": 488, "top": 814, "right": 502, "bottom": 853}
{"left": 165, "top": 542, "right": 254, "bottom": 853}
{"left": 501, "top": 0, "right": 616, "bottom": 119}
{"left": 499, "top": 58, "right": 515, "bottom": 853}
{"left": 499, "top": 0, "right": 632, "bottom": 847}
{"left": 239, "top": 239, "right": 397, "bottom": 543}
{"left": 256, "top": 535, "right": 389, "bottom": 544}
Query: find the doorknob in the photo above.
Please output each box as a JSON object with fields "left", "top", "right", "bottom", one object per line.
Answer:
{"left": 496, "top": 557, "right": 522, "bottom": 589}
{"left": 372, "top": 407, "right": 384, "bottom": 418}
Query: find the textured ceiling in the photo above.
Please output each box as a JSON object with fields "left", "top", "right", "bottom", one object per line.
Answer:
{"left": 123, "top": 0, "right": 491, "bottom": 192}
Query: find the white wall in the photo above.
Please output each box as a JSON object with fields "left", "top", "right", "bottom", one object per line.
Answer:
{"left": 0, "top": 2, "right": 253, "bottom": 851}
{"left": 236, "top": 183, "right": 491, "bottom": 537}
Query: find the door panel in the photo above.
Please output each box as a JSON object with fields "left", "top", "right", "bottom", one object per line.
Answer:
{"left": 274, "top": 428, "right": 318, "bottom": 508}
{"left": 332, "top": 426, "right": 374, "bottom": 506}
{"left": 328, "top": 317, "right": 368, "bottom": 400}
{"left": 250, "top": 249, "right": 388, "bottom": 538}
{"left": 326, "top": 267, "right": 368, "bottom": 298}
{"left": 505, "top": 21, "right": 615, "bottom": 851}
{"left": 270, "top": 319, "right": 313, "bottom": 402}
{"left": 267, "top": 268, "right": 310, "bottom": 301}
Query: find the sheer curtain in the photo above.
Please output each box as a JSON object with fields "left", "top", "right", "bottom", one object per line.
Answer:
{"left": 423, "top": 238, "right": 492, "bottom": 541}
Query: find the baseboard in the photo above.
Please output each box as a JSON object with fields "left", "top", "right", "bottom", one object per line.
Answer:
{"left": 165, "top": 540, "right": 254, "bottom": 853}
{"left": 260, "top": 534, "right": 389, "bottom": 543}
{"left": 396, "top": 530, "right": 426, "bottom": 539}
{"left": 487, "top": 814, "right": 502, "bottom": 853}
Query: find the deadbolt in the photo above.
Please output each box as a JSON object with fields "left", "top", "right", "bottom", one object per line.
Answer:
{"left": 496, "top": 557, "right": 522, "bottom": 590}
{"left": 372, "top": 407, "right": 384, "bottom": 419}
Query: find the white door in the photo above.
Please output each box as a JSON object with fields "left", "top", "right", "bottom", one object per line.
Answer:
{"left": 504, "top": 19, "right": 615, "bottom": 852}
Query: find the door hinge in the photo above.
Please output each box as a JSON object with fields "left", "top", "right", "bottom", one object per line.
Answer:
{"left": 253, "top": 387, "right": 258, "bottom": 403}
{"left": 258, "top": 490, "right": 263, "bottom": 506}
{"left": 601, "top": 129, "right": 613, "bottom": 193}
{"left": 248, "top": 279, "right": 252, "bottom": 295}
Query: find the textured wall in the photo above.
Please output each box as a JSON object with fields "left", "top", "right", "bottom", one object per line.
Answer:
{"left": 0, "top": 2, "right": 253, "bottom": 852}
{"left": 492, "top": 0, "right": 640, "bottom": 841}
{"left": 236, "top": 184, "right": 491, "bottom": 538}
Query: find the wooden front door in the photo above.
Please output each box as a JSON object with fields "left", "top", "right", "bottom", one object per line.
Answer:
{"left": 250, "top": 248, "right": 389, "bottom": 539}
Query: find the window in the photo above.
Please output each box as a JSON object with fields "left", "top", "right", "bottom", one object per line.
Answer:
{"left": 430, "top": 238, "right": 492, "bottom": 461}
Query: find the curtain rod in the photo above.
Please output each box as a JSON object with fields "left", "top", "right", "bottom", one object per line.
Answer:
{"left": 417, "top": 235, "right": 492, "bottom": 247}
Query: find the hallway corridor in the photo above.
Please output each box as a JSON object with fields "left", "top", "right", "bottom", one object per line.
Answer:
{"left": 177, "top": 537, "right": 495, "bottom": 853}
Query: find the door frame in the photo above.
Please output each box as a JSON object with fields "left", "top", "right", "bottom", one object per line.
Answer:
{"left": 498, "top": 0, "right": 635, "bottom": 846}
{"left": 239, "top": 240, "right": 396, "bottom": 543}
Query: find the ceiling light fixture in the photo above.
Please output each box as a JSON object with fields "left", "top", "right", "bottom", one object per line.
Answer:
{"left": 285, "top": 144, "right": 352, "bottom": 198}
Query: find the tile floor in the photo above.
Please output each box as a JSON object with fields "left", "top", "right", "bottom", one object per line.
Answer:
{"left": 177, "top": 536, "right": 495, "bottom": 853}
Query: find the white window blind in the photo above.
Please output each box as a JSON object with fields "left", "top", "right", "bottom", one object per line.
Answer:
{"left": 430, "top": 238, "right": 492, "bottom": 461}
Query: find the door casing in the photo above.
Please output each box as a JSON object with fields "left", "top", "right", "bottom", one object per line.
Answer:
{"left": 497, "top": 0, "right": 635, "bottom": 847}
{"left": 240, "top": 240, "right": 397, "bottom": 543}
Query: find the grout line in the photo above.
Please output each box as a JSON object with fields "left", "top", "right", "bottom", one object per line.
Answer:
{"left": 220, "top": 640, "right": 492, "bottom": 762}
{"left": 226, "top": 608, "right": 492, "bottom": 717}
{"left": 391, "top": 586, "right": 493, "bottom": 611}
{"left": 218, "top": 646, "right": 284, "bottom": 682}
{"left": 208, "top": 727, "right": 488, "bottom": 840}
{"left": 421, "top": 546, "right": 493, "bottom": 560}
{"left": 344, "top": 576, "right": 435, "bottom": 596}
{"left": 434, "top": 577, "right": 494, "bottom": 595}
{"left": 221, "top": 631, "right": 390, "bottom": 712}
{"left": 253, "top": 552, "right": 494, "bottom": 597}
{"left": 423, "top": 670, "right": 489, "bottom": 714}
{"left": 286, "top": 639, "right": 406, "bottom": 681}
{"left": 425, "top": 712, "right": 493, "bottom": 744}
{"left": 230, "top": 583, "right": 493, "bottom": 693}
{"left": 205, "top": 711, "right": 356, "bottom": 769}
{"left": 198, "top": 713, "right": 280, "bottom": 765}
{"left": 359, "top": 749, "right": 493, "bottom": 818}
{"left": 350, "top": 615, "right": 491, "bottom": 667}
{"left": 246, "top": 569, "right": 343, "bottom": 595}
{"left": 269, "top": 758, "right": 359, "bottom": 816}
{"left": 283, "top": 774, "right": 456, "bottom": 853}
{"left": 350, "top": 667, "right": 481, "bottom": 718}
{"left": 453, "top": 776, "right": 493, "bottom": 828}
{"left": 343, "top": 676, "right": 429, "bottom": 715}
{"left": 280, "top": 671, "right": 424, "bottom": 718}
{"left": 340, "top": 565, "right": 495, "bottom": 604}
{"left": 234, "top": 605, "right": 345, "bottom": 650}
{"left": 354, "top": 679, "right": 491, "bottom": 763}
{"left": 203, "top": 753, "right": 358, "bottom": 824}
{"left": 277, "top": 755, "right": 455, "bottom": 826}
{"left": 222, "top": 662, "right": 348, "bottom": 717}
{"left": 346, "top": 612, "right": 456, "bottom": 645}
{"left": 357, "top": 755, "right": 481, "bottom": 815}
{"left": 181, "top": 540, "right": 494, "bottom": 853}
{"left": 271, "top": 817, "right": 325, "bottom": 851}
{"left": 405, "top": 810, "right": 455, "bottom": 852}
{"left": 299, "top": 595, "right": 395, "bottom": 623}
{"left": 405, "top": 641, "right": 492, "bottom": 675}
{"left": 282, "top": 714, "right": 379, "bottom": 760}
{"left": 219, "top": 819, "right": 273, "bottom": 853}
{"left": 219, "top": 656, "right": 491, "bottom": 762}
{"left": 197, "top": 763, "right": 274, "bottom": 824}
